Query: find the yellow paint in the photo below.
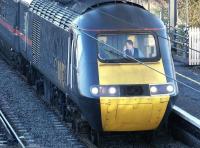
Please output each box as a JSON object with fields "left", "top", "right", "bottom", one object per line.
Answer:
{"left": 100, "top": 96, "right": 169, "bottom": 131}
{"left": 98, "top": 60, "right": 166, "bottom": 85}
{"left": 98, "top": 60, "right": 170, "bottom": 131}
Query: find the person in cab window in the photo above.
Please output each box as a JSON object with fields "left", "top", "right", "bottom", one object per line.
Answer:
{"left": 123, "top": 40, "right": 144, "bottom": 58}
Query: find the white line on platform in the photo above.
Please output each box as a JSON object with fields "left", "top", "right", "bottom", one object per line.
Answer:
{"left": 176, "top": 72, "right": 200, "bottom": 86}
{"left": 173, "top": 105, "right": 200, "bottom": 129}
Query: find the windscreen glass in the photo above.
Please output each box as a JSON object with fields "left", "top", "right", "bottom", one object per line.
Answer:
{"left": 97, "top": 34, "right": 159, "bottom": 62}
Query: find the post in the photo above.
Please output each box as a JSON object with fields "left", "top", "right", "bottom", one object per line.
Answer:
{"left": 148, "top": 0, "right": 150, "bottom": 11}
{"left": 186, "top": 0, "right": 189, "bottom": 26}
{"left": 168, "top": 0, "right": 177, "bottom": 53}
{"left": 169, "top": 0, "right": 177, "bottom": 28}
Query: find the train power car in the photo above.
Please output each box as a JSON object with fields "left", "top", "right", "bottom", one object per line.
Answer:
{"left": 0, "top": 0, "right": 178, "bottom": 138}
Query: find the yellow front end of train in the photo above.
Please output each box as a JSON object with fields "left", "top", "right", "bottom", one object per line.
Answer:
{"left": 98, "top": 60, "right": 169, "bottom": 131}
{"left": 88, "top": 33, "right": 177, "bottom": 132}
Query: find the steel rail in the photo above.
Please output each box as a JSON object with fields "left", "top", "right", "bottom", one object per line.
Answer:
{"left": 173, "top": 106, "right": 200, "bottom": 130}
{"left": 0, "top": 110, "right": 26, "bottom": 148}
{"left": 171, "top": 106, "right": 200, "bottom": 146}
{"left": 176, "top": 72, "right": 200, "bottom": 86}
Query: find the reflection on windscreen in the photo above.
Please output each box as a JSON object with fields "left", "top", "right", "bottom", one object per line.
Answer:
{"left": 97, "top": 34, "right": 157, "bottom": 62}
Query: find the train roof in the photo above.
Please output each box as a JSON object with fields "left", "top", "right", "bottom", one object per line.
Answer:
{"left": 75, "top": 3, "right": 165, "bottom": 31}
{"left": 29, "top": 0, "right": 164, "bottom": 31}
{"left": 54, "top": 0, "right": 145, "bottom": 14}
{"left": 28, "top": 0, "right": 145, "bottom": 13}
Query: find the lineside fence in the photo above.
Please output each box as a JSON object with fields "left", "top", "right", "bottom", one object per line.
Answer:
{"left": 189, "top": 27, "right": 200, "bottom": 65}
{"left": 127, "top": 0, "right": 200, "bottom": 66}
{"left": 168, "top": 26, "right": 200, "bottom": 66}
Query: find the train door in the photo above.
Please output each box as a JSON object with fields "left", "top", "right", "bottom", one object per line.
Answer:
{"left": 68, "top": 32, "right": 78, "bottom": 92}
{"left": 24, "top": 12, "right": 29, "bottom": 54}
{"left": 67, "top": 33, "right": 72, "bottom": 89}
{"left": 19, "top": 2, "right": 32, "bottom": 59}
{"left": 15, "top": 1, "right": 20, "bottom": 52}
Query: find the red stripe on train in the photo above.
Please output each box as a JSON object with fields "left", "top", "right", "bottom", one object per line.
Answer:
{"left": 0, "top": 18, "right": 32, "bottom": 46}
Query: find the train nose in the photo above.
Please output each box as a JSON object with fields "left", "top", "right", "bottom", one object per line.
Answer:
{"left": 100, "top": 96, "right": 169, "bottom": 131}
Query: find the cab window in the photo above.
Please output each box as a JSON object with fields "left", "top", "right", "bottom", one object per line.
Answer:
{"left": 97, "top": 33, "right": 159, "bottom": 63}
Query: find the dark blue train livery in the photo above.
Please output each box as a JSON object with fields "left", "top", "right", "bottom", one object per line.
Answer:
{"left": 0, "top": 0, "right": 178, "bottom": 138}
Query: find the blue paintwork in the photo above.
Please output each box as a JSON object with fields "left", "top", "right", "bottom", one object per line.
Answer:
{"left": 0, "top": 0, "right": 178, "bottom": 131}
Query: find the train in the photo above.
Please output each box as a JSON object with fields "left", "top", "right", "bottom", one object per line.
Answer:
{"left": 0, "top": 0, "right": 178, "bottom": 139}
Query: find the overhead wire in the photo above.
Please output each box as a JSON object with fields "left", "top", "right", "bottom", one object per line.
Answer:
{"left": 71, "top": 24, "right": 200, "bottom": 94}
{"left": 79, "top": 1, "right": 200, "bottom": 55}
{"left": 75, "top": 1, "right": 200, "bottom": 65}
{"left": 69, "top": 0, "right": 200, "bottom": 94}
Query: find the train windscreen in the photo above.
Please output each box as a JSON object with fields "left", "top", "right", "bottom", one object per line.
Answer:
{"left": 97, "top": 33, "right": 160, "bottom": 63}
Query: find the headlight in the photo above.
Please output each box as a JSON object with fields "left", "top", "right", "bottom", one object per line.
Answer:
{"left": 166, "top": 84, "right": 174, "bottom": 93}
{"left": 150, "top": 86, "right": 158, "bottom": 93}
{"left": 149, "top": 83, "right": 175, "bottom": 96}
{"left": 90, "top": 87, "right": 99, "bottom": 95}
{"left": 90, "top": 85, "right": 119, "bottom": 97}
{"left": 108, "top": 87, "right": 117, "bottom": 95}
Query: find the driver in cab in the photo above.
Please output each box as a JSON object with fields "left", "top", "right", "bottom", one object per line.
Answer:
{"left": 123, "top": 40, "right": 144, "bottom": 58}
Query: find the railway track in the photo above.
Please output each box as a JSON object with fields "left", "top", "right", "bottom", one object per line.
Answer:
{"left": 0, "top": 110, "right": 25, "bottom": 148}
{"left": 0, "top": 50, "right": 200, "bottom": 147}
{"left": 0, "top": 53, "right": 90, "bottom": 148}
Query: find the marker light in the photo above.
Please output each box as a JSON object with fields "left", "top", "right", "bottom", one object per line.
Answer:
{"left": 166, "top": 84, "right": 174, "bottom": 93}
{"left": 149, "top": 83, "right": 176, "bottom": 96}
{"left": 150, "top": 86, "right": 158, "bottom": 93}
{"left": 90, "top": 85, "right": 120, "bottom": 97}
{"left": 91, "top": 87, "right": 99, "bottom": 95}
{"left": 108, "top": 87, "right": 117, "bottom": 95}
